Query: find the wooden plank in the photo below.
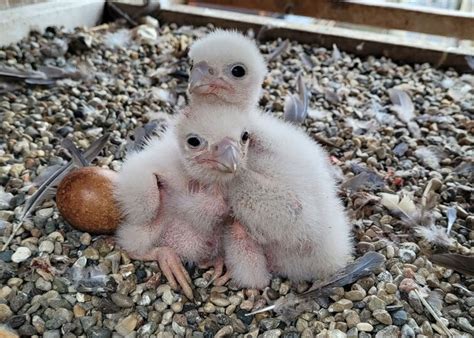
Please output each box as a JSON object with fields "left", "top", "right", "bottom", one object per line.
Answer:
{"left": 190, "top": 0, "right": 474, "bottom": 40}
{"left": 157, "top": 4, "right": 473, "bottom": 73}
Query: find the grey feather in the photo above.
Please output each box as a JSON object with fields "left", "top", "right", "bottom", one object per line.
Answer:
{"left": 247, "top": 252, "right": 385, "bottom": 317}
{"left": 267, "top": 39, "right": 289, "bottom": 63}
{"left": 283, "top": 73, "right": 308, "bottom": 124}
{"left": 62, "top": 139, "right": 89, "bottom": 167}
{"left": 126, "top": 120, "right": 161, "bottom": 152}
{"left": 446, "top": 207, "right": 457, "bottom": 235}
{"left": 388, "top": 88, "right": 415, "bottom": 123}
{"left": 430, "top": 254, "right": 474, "bottom": 276}
{"left": 20, "top": 134, "right": 109, "bottom": 221}
{"left": 303, "top": 251, "right": 385, "bottom": 297}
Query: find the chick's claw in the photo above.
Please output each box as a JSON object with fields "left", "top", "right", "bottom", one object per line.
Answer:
{"left": 199, "top": 256, "right": 227, "bottom": 286}
{"left": 154, "top": 246, "right": 194, "bottom": 300}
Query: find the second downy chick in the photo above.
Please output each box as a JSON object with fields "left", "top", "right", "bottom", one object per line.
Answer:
{"left": 175, "top": 105, "right": 353, "bottom": 289}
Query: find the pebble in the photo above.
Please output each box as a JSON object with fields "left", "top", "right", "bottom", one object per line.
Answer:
{"left": 457, "top": 317, "right": 474, "bottom": 334}
{"left": 356, "top": 323, "right": 373, "bottom": 332}
{"left": 35, "top": 277, "right": 52, "bottom": 291}
{"left": 215, "top": 325, "right": 233, "bottom": 337}
{"left": 401, "top": 324, "right": 415, "bottom": 337}
{"left": 399, "top": 249, "right": 416, "bottom": 263}
{"left": 262, "top": 329, "right": 282, "bottom": 338}
{"left": 111, "top": 293, "right": 134, "bottom": 308}
{"left": 11, "top": 247, "right": 31, "bottom": 263}
{"left": 115, "top": 314, "right": 138, "bottom": 336}
{"left": 392, "top": 310, "right": 408, "bottom": 326}
{"left": 0, "top": 304, "right": 13, "bottom": 322}
{"left": 210, "top": 295, "right": 230, "bottom": 307}
{"left": 38, "top": 240, "right": 54, "bottom": 253}
{"left": 367, "top": 296, "right": 386, "bottom": 311}
{"left": 344, "top": 310, "right": 360, "bottom": 328}
{"left": 329, "top": 299, "right": 353, "bottom": 312}
{"left": 345, "top": 290, "right": 365, "bottom": 301}
{"left": 88, "top": 327, "right": 112, "bottom": 338}
{"left": 43, "top": 330, "right": 61, "bottom": 338}
{"left": 408, "top": 290, "right": 424, "bottom": 314}
{"left": 0, "top": 325, "right": 19, "bottom": 338}
{"left": 372, "top": 309, "right": 392, "bottom": 325}
{"left": 375, "top": 325, "right": 399, "bottom": 337}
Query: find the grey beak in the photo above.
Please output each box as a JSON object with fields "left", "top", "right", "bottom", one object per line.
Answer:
{"left": 188, "top": 61, "right": 212, "bottom": 93}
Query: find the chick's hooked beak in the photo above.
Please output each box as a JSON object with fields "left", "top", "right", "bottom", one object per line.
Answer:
{"left": 188, "top": 61, "right": 232, "bottom": 95}
{"left": 197, "top": 137, "right": 240, "bottom": 173}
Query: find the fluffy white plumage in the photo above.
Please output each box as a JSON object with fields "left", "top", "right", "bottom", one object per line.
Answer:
{"left": 115, "top": 128, "right": 227, "bottom": 260}
{"left": 114, "top": 125, "right": 229, "bottom": 298}
{"left": 176, "top": 105, "right": 353, "bottom": 288}
{"left": 228, "top": 111, "right": 353, "bottom": 286}
{"left": 187, "top": 29, "right": 267, "bottom": 109}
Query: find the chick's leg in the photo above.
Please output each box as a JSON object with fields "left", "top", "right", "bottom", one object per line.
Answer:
{"left": 129, "top": 246, "right": 193, "bottom": 300}
{"left": 217, "top": 220, "right": 271, "bottom": 289}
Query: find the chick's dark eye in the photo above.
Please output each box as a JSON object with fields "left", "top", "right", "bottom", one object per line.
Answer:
{"left": 187, "top": 137, "right": 201, "bottom": 147}
{"left": 231, "top": 65, "right": 246, "bottom": 78}
{"left": 241, "top": 131, "right": 249, "bottom": 143}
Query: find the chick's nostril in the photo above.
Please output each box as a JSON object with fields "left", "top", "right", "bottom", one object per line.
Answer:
{"left": 213, "top": 144, "right": 219, "bottom": 152}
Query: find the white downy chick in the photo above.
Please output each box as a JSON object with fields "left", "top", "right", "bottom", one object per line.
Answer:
{"left": 176, "top": 105, "right": 353, "bottom": 289}
{"left": 114, "top": 124, "right": 229, "bottom": 299}
{"left": 188, "top": 29, "right": 308, "bottom": 124}
{"left": 227, "top": 112, "right": 353, "bottom": 287}
{"left": 187, "top": 29, "right": 267, "bottom": 110}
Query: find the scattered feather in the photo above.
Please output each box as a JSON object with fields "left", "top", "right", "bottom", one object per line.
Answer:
{"left": 247, "top": 252, "right": 384, "bottom": 319}
{"left": 332, "top": 44, "right": 342, "bottom": 62}
{"left": 69, "top": 256, "right": 114, "bottom": 293}
{"left": 1, "top": 134, "right": 109, "bottom": 251}
{"left": 452, "top": 283, "right": 474, "bottom": 296}
{"left": 33, "top": 164, "right": 64, "bottom": 186}
{"left": 446, "top": 207, "right": 457, "bottom": 235}
{"left": 103, "top": 29, "right": 132, "bottom": 49}
{"left": 342, "top": 171, "right": 385, "bottom": 192}
{"left": 151, "top": 87, "right": 176, "bottom": 105}
{"left": 324, "top": 88, "right": 341, "bottom": 104}
{"left": 415, "top": 147, "right": 440, "bottom": 170}
{"left": 426, "top": 289, "right": 444, "bottom": 314}
{"left": 299, "top": 52, "right": 314, "bottom": 69}
{"left": 267, "top": 39, "right": 289, "bottom": 63}
{"left": 388, "top": 88, "right": 415, "bottom": 123}
{"left": 283, "top": 73, "right": 308, "bottom": 124}
{"left": 414, "top": 289, "right": 454, "bottom": 338}
{"left": 380, "top": 192, "right": 417, "bottom": 220}
{"left": 430, "top": 254, "right": 474, "bottom": 276}
{"left": 447, "top": 82, "right": 471, "bottom": 102}
{"left": 465, "top": 56, "right": 474, "bottom": 70}
{"left": 416, "top": 224, "right": 453, "bottom": 247}
{"left": 393, "top": 142, "right": 408, "bottom": 157}
{"left": 307, "top": 109, "right": 327, "bottom": 120}
{"left": 345, "top": 117, "right": 378, "bottom": 135}
{"left": 441, "top": 77, "right": 455, "bottom": 89}
{"left": 126, "top": 120, "right": 160, "bottom": 153}
{"left": 62, "top": 139, "right": 89, "bottom": 167}
{"left": 255, "top": 24, "right": 273, "bottom": 41}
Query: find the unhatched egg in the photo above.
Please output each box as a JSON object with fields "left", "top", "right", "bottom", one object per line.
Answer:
{"left": 56, "top": 167, "right": 122, "bottom": 234}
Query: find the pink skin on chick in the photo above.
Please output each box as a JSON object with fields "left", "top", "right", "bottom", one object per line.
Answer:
{"left": 115, "top": 129, "right": 233, "bottom": 299}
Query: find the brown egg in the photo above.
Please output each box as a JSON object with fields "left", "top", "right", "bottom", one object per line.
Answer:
{"left": 56, "top": 167, "right": 122, "bottom": 234}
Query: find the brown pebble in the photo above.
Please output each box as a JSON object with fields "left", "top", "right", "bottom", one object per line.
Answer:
{"left": 399, "top": 278, "right": 418, "bottom": 293}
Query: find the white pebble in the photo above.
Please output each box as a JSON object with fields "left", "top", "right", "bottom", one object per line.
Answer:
{"left": 39, "top": 240, "right": 54, "bottom": 253}
{"left": 11, "top": 247, "right": 31, "bottom": 263}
